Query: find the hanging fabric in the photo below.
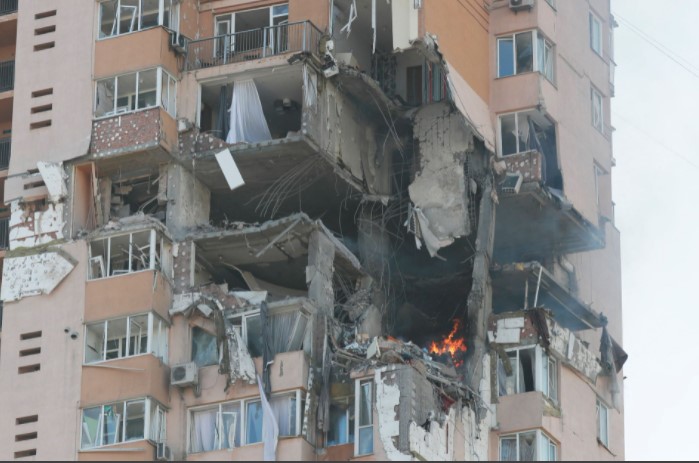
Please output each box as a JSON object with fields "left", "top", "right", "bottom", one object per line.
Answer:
{"left": 216, "top": 86, "right": 229, "bottom": 140}
{"left": 226, "top": 79, "right": 272, "bottom": 144}
{"left": 257, "top": 374, "right": 279, "bottom": 461}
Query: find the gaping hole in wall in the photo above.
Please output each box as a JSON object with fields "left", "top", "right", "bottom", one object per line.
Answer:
{"left": 199, "top": 68, "right": 302, "bottom": 143}
{"left": 332, "top": 0, "right": 393, "bottom": 73}
{"left": 374, "top": 48, "right": 448, "bottom": 107}
{"left": 108, "top": 172, "right": 165, "bottom": 221}
{"left": 88, "top": 228, "right": 172, "bottom": 280}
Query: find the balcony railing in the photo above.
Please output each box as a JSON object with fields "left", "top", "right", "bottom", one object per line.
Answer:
{"left": 185, "top": 20, "right": 323, "bottom": 71}
{"left": 0, "top": 60, "right": 14, "bottom": 92}
{"left": 0, "top": 0, "right": 17, "bottom": 15}
{"left": 0, "top": 217, "right": 9, "bottom": 249}
{"left": 0, "top": 137, "right": 10, "bottom": 169}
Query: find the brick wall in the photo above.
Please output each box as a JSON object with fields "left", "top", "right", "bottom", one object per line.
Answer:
{"left": 90, "top": 107, "right": 163, "bottom": 157}
{"left": 503, "top": 150, "right": 543, "bottom": 183}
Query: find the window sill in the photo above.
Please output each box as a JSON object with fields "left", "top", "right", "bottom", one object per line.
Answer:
{"left": 96, "top": 25, "right": 166, "bottom": 42}
{"left": 80, "top": 438, "right": 150, "bottom": 452}
{"left": 83, "top": 352, "right": 163, "bottom": 368}
{"left": 87, "top": 267, "right": 156, "bottom": 282}
{"left": 93, "top": 105, "right": 160, "bottom": 121}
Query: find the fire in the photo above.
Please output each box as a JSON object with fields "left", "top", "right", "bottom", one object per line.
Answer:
{"left": 428, "top": 319, "right": 467, "bottom": 367}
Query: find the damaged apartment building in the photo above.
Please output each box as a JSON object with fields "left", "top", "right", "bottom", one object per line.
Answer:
{"left": 0, "top": 0, "right": 625, "bottom": 461}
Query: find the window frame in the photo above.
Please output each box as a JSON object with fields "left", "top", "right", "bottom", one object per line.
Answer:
{"left": 591, "top": 86, "right": 604, "bottom": 133}
{"left": 97, "top": 0, "right": 180, "bottom": 40}
{"left": 88, "top": 229, "right": 171, "bottom": 280}
{"left": 499, "top": 429, "right": 558, "bottom": 461}
{"left": 94, "top": 67, "right": 177, "bottom": 119}
{"left": 84, "top": 312, "right": 169, "bottom": 365}
{"left": 496, "top": 29, "right": 555, "bottom": 83}
{"left": 497, "top": 108, "right": 555, "bottom": 157}
{"left": 354, "top": 379, "right": 374, "bottom": 457}
{"left": 228, "top": 304, "right": 311, "bottom": 358}
{"left": 596, "top": 399, "right": 610, "bottom": 447}
{"left": 326, "top": 396, "right": 355, "bottom": 447}
{"left": 589, "top": 12, "right": 603, "bottom": 57}
{"left": 80, "top": 397, "right": 165, "bottom": 450}
{"left": 498, "top": 345, "right": 558, "bottom": 403}
{"left": 187, "top": 390, "right": 303, "bottom": 454}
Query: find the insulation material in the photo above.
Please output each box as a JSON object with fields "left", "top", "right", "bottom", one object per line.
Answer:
{"left": 374, "top": 369, "right": 411, "bottom": 461}
{"left": 170, "top": 292, "right": 203, "bottom": 315}
{"left": 215, "top": 148, "right": 245, "bottom": 191}
{"left": 408, "top": 408, "right": 455, "bottom": 461}
{"left": 443, "top": 61, "right": 495, "bottom": 152}
{"left": 493, "top": 317, "right": 524, "bottom": 343}
{"left": 9, "top": 201, "right": 65, "bottom": 250}
{"left": 226, "top": 79, "right": 272, "bottom": 144}
{"left": 1, "top": 251, "right": 76, "bottom": 302}
{"left": 303, "top": 65, "right": 317, "bottom": 109}
{"left": 547, "top": 319, "right": 602, "bottom": 381}
{"left": 411, "top": 206, "right": 454, "bottom": 258}
{"left": 36, "top": 161, "right": 68, "bottom": 202}
{"left": 232, "top": 291, "right": 268, "bottom": 305}
{"left": 227, "top": 321, "right": 257, "bottom": 384}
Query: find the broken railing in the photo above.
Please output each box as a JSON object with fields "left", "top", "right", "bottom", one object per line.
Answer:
{"left": 0, "top": 137, "right": 10, "bottom": 169}
{"left": 0, "top": 217, "right": 9, "bottom": 249}
{"left": 0, "top": 60, "right": 14, "bottom": 92}
{"left": 185, "top": 20, "right": 323, "bottom": 71}
{"left": 0, "top": 0, "right": 17, "bottom": 15}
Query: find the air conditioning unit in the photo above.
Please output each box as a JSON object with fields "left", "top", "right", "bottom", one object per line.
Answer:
{"left": 156, "top": 442, "right": 173, "bottom": 461}
{"left": 169, "top": 31, "right": 187, "bottom": 54}
{"left": 170, "top": 362, "right": 198, "bottom": 387}
{"left": 509, "top": 0, "right": 534, "bottom": 11}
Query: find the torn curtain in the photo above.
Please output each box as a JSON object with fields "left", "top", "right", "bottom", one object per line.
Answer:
{"left": 226, "top": 79, "right": 272, "bottom": 144}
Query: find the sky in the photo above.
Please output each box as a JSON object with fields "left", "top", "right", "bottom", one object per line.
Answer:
{"left": 612, "top": 0, "right": 699, "bottom": 460}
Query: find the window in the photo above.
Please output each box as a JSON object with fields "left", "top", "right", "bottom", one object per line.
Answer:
{"left": 497, "top": 30, "right": 554, "bottom": 82}
{"left": 88, "top": 229, "right": 171, "bottom": 279}
{"left": 327, "top": 397, "right": 355, "bottom": 446}
{"left": 500, "top": 430, "right": 557, "bottom": 461}
{"left": 188, "top": 391, "right": 302, "bottom": 453}
{"left": 591, "top": 86, "right": 604, "bottom": 133}
{"left": 594, "top": 164, "right": 603, "bottom": 206}
{"left": 229, "top": 306, "right": 309, "bottom": 358}
{"left": 590, "top": 12, "right": 603, "bottom": 56}
{"left": 497, "top": 346, "right": 558, "bottom": 403}
{"left": 191, "top": 326, "right": 217, "bottom": 367}
{"left": 498, "top": 109, "right": 555, "bottom": 157}
{"left": 213, "top": 4, "right": 289, "bottom": 59}
{"left": 597, "top": 399, "right": 609, "bottom": 447}
{"left": 355, "top": 379, "right": 373, "bottom": 456}
{"left": 84, "top": 313, "right": 168, "bottom": 364}
{"left": 98, "top": 0, "right": 180, "bottom": 39}
{"left": 95, "top": 68, "right": 177, "bottom": 118}
{"left": 81, "top": 398, "right": 165, "bottom": 449}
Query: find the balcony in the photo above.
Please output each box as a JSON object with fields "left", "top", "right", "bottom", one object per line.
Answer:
{"left": 0, "top": 60, "right": 13, "bottom": 92}
{"left": 0, "top": 0, "right": 16, "bottom": 15}
{"left": 494, "top": 150, "right": 604, "bottom": 262}
{"left": 185, "top": 21, "right": 322, "bottom": 71}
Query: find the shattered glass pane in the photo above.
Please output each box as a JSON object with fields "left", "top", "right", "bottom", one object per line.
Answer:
{"left": 192, "top": 327, "right": 218, "bottom": 367}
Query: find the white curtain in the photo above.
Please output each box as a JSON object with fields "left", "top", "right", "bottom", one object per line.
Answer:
{"left": 191, "top": 409, "right": 217, "bottom": 453}
{"left": 226, "top": 79, "right": 272, "bottom": 144}
{"left": 270, "top": 395, "right": 294, "bottom": 436}
{"left": 500, "top": 437, "right": 517, "bottom": 461}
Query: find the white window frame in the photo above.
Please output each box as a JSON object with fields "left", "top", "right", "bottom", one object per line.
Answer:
{"left": 228, "top": 305, "right": 310, "bottom": 357}
{"left": 84, "top": 312, "right": 169, "bottom": 364}
{"left": 497, "top": 109, "right": 554, "bottom": 157}
{"left": 88, "top": 229, "right": 170, "bottom": 279}
{"left": 496, "top": 30, "right": 555, "bottom": 83}
{"left": 98, "top": 0, "right": 180, "bottom": 40}
{"left": 80, "top": 397, "right": 165, "bottom": 450}
{"left": 499, "top": 429, "right": 558, "bottom": 461}
{"left": 354, "top": 379, "right": 374, "bottom": 457}
{"left": 94, "top": 68, "right": 177, "bottom": 119}
{"left": 591, "top": 86, "right": 604, "bottom": 133}
{"left": 596, "top": 399, "right": 609, "bottom": 447}
{"left": 326, "top": 396, "right": 354, "bottom": 447}
{"left": 187, "top": 390, "right": 303, "bottom": 454}
{"left": 589, "top": 12, "right": 603, "bottom": 56}
{"left": 498, "top": 345, "right": 558, "bottom": 403}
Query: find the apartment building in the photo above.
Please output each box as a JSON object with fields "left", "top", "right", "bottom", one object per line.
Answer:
{"left": 0, "top": 0, "right": 625, "bottom": 461}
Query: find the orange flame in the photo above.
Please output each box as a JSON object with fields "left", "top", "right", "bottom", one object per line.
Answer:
{"left": 428, "top": 319, "right": 467, "bottom": 367}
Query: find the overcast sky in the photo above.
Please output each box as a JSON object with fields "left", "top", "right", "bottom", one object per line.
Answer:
{"left": 612, "top": 0, "right": 699, "bottom": 460}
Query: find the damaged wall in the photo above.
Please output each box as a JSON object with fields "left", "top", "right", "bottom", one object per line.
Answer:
{"left": 1, "top": 248, "right": 77, "bottom": 302}
{"left": 9, "top": 201, "right": 65, "bottom": 250}
{"left": 90, "top": 107, "right": 178, "bottom": 158}
{"left": 165, "top": 164, "right": 211, "bottom": 238}
{"left": 409, "top": 102, "right": 473, "bottom": 253}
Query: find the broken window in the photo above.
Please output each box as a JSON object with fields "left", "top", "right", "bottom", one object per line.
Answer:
{"left": 84, "top": 312, "right": 168, "bottom": 364}
{"left": 597, "top": 399, "right": 609, "bottom": 447}
{"left": 191, "top": 326, "right": 217, "bottom": 367}
{"left": 498, "top": 109, "right": 555, "bottom": 157}
{"left": 591, "top": 86, "right": 604, "bottom": 133}
{"left": 98, "top": 0, "right": 180, "bottom": 39}
{"left": 95, "top": 68, "right": 176, "bottom": 118}
{"left": 497, "top": 30, "right": 555, "bottom": 82}
{"left": 355, "top": 379, "right": 373, "bottom": 456}
{"left": 500, "top": 430, "right": 557, "bottom": 461}
{"left": 498, "top": 346, "right": 557, "bottom": 402}
{"left": 590, "top": 11, "right": 603, "bottom": 56}
{"left": 327, "top": 397, "right": 355, "bottom": 447}
{"left": 81, "top": 398, "right": 165, "bottom": 449}
{"left": 229, "top": 305, "right": 310, "bottom": 358}
{"left": 88, "top": 229, "right": 171, "bottom": 279}
{"left": 189, "top": 402, "right": 241, "bottom": 453}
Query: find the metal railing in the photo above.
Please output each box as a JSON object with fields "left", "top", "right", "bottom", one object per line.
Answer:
{"left": 0, "top": 60, "right": 14, "bottom": 92}
{"left": 186, "top": 20, "right": 323, "bottom": 71}
{"left": 0, "top": 0, "right": 17, "bottom": 15}
{"left": 0, "top": 137, "right": 10, "bottom": 169}
{"left": 0, "top": 217, "right": 9, "bottom": 249}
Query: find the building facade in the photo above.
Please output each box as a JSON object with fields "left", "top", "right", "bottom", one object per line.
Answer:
{"left": 0, "top": 0, "right": 624, "bottom": 460}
